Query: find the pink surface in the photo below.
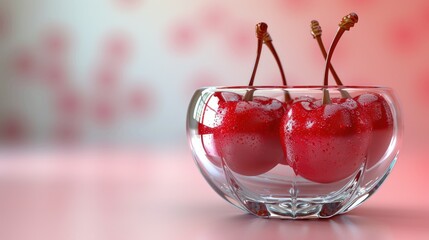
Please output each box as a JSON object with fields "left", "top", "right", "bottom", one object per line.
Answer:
{"left": 0, "top": 148, "right": 427, "bottom": 240}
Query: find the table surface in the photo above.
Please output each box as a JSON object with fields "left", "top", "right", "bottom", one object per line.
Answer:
{"left": 0, "top": 147, "right": 428, "bottom": 240}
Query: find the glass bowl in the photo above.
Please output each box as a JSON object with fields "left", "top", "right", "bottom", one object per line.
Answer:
{"left": 186, "top": 86, "right": 402, "bottom": 219}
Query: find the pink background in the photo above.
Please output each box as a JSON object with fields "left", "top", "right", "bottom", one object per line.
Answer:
{"left": 0, "top": 0, "right": 428, "bottom": 239}
{"left": 0, "top": 0, "right": 427, "bottom": 151}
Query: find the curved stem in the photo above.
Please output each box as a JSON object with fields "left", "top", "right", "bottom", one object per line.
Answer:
{"left": 249, "top": 22, "right": 291, "bottom": 102}
{"left": 264, "top": 42, "right": 287, "bottom": 86}
{"left": 317, "top": 36, "right": 351, "bottom": 98}
{"left": 321, "top": 13, "right": 358, "bottom": 104}
{"left": 264, "top": 42, "right": 291, "bottom": 102}
{"left": 322, "top": 28, "right": 344, "bottom": 105}
{"left": 316, "top": 36, "right": 342, "bottom": 86}
{"left": 324, "top": 29, "right": 345, "bottom": 86}
{"left": 248, "top": 39, "right": 263, "bottom": 87}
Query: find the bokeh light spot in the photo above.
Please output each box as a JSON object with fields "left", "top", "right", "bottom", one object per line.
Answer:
{"left": 0, "top": 116, "right": 26, "bottom": 144}
{"left": 386, "top": 22, "right": 417, "bottom": 53}
{"left": 102, "top": 33, "right": 133, "bottom": 66}
{"left": 93, "top": 99, "right": 117, "bottom": 125}
{"left": 13, "top": 50, "right": 37, "bottom": 78}
{"left": 42, "top": 27, "right": 70, "bottom": 58}
{"left": 169, "top": 22, "right": 198, "bottom": 53}
{"left": 127, "top": 86, "right": 152, "bottom": 116}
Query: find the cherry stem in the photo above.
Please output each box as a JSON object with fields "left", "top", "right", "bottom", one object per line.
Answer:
{"left": 323, "top": 30, "right": 344, "bottom": 87}
{"left": 322, "top": 13, "right": 358, "bottom": 104}
{"left": 248, "top": 22, "right": 291, "bottom": 102}
{"left": 323, "top": 89, "right": 332, "bottom": 104}
{"left": 263, "top": 36, "right": 287, "bottom": 86}
{"left": 260, "top": 23, "right": 291, "bottom": 102}
{"left": 243, "top": 88, "right": 256, "bottom": 101}
{"left": 263, "top": 31, "right": 292, "bottom": 102}
{"left": 311, "top": 20, "right": 343, "bottom": 86}
{"left": 245, "top": 24, "right": 265, "bottom": 101}
{"left": 248, "top": 23, "right": 266, "bottom": 87}
{"left": 312, "top": 20, "right": 351, "bottom": 99}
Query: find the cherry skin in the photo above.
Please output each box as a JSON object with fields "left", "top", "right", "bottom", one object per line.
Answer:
{"left": 277, "top": 96, "right": 315, "bottom": 166}
{"left": 204, "top": 91, "right": 285, "bottom": 176}
{"left": 198, "top": 122, "right": 221, "bottom": 167}
{"left": 354, "top": 93, "right": 394, "bottom": 168}
{"left": 198, "top": 92, "right": 241, "bottom": 168}
{"left": 280, "top": 97, "right": 372, "bottom": 183}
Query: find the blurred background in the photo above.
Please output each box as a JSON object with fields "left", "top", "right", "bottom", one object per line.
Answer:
{"left": 0, "top": 0, "right": 428, "bottom": 239}
{"left": 0, "top": 0, "right": 427, "bottom": 151}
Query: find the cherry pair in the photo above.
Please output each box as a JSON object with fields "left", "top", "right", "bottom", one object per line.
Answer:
{"left": 281, "top": 14, "right": 393, "bottom": 182}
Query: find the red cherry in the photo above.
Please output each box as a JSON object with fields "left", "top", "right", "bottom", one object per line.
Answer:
{"left": 354, "top": 93, "right": 394, "bottom": 168}
{"left": 277, "top": 96, "right": 314, "bottom": 165}
{"left": 199, "top": 91, "right": 285, "bottom": 176}
{"left": 280, "top": 98, "right": 372, "bottom": 183}
{"left": 198, "top": 122, "right": 220, "bottom": 165}
{"left": 196, "top": 22, "right": 290, "bottom": 172}
{"left": 198, "top": 92, "right": 241, "bottom": 168}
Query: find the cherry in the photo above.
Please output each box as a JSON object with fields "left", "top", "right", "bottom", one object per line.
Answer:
{"left": 354, "top": 93, "right": 393, "bottom": 168}
{"left": 311, "top": 14, "right": 394, "bottom": 169}
{"left": 198, "top": 91, "right": 241, "bottom": 168}
{"left": 212, "top": 92, "right": 285, "bottom": 176}
{"left": 280, "top": 13, "right": 370, "bottom": 183}
{"left": 198, "top": 91, "right": 286, "bottom": 175}
{"left": 281, "top": 98, "right": 372, "bottom": 183}
{"left": 197, "top": 22, "right": 289, "bottom": 174}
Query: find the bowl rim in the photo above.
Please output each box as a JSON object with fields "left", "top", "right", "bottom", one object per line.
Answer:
{"left": 197, "top": 85, "right": 393, "bottom": 91}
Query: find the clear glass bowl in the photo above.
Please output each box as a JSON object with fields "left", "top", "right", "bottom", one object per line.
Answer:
{"left": 187, "top": 86, "right": 402, "bottom": 219}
